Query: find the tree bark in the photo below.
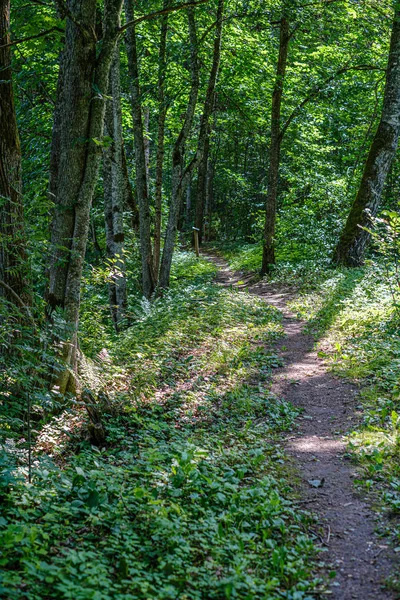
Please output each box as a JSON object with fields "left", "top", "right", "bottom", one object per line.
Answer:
{"left": 0, "top": 0, "right": 30, "bottom": 307}
{"left": 333, "top": 8, "right": 400, "bottom": 266}
{"left": 124, "top": 0, "right": 155, "bottom": 298}
{"left": 47, "top": 0, "right": 123, "bottom": 393}
{"left": 261, "top": 16, "right": 289, "bottom": 275}
{"left": 103, "top": 45, "right": 128, "bottom": 331}
{"left": 204, "top": 152, "right": 214, "bottom": 241}
{"left": 194, "top": 124, "right": 210, "bottom": 243}
{"left": 158, "top": 6, "right": 200, "bottom": 289}
{"left": 153, "top": 0, "right": 169, "bottom": 278}
{"left": 159, "top": 0, "right": 223, "bottom": 288}
{"left": 121, "top": 142, "right": 139, "bottom": 230}
{"left": 192, "top": 0, "right": 223, "bottom": 246}
{"left": 143, "top": 105, "right": 150, "bottom": 193}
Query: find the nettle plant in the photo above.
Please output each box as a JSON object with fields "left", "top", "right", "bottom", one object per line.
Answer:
{"left": 365, "top": 207, "right": 400, "bottom": 312}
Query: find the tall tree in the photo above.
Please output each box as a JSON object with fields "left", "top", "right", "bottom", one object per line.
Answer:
{"left": 124, "top": 0, "right": 155, "bottom": 299}
{"left": 261, "top": 16, "right": 289, "bottom": 275}
{"left": 158, "top": 6, "right": 199, "bottom": 289}
{"left": 47, "top": 0, "right": 123, "bottom": 393}
{"left": 0, "top": 0, "right": 31, "bottom": 307}
{"left": 194, "top": 120, "right": 211, "bottom": 243}
{"left": 333, "top": 6, "right": 400, "bottom": 266}
{"left": 159, "top": 0, "right": 224, "bottom": 288}
{"left": 153, "top": 0, "right": 170, "bottom": 278}
{"left": 103, "top": 45, "right": 128, "bottom": 331}
{"left": 193, "top": 0, "right": 224, "bottom": 245}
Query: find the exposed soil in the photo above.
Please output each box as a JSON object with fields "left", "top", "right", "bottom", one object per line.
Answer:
{"left": 206, "top": 253, "right": 398, "bottom": 600}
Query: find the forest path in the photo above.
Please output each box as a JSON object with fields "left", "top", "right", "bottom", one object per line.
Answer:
{"left": 205, "top": 252, "right": 396, "bottom": 600}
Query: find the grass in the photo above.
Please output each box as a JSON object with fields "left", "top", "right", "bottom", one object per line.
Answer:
{"left": 0, "top": 252, "right": 321, "bottom": 600}
{"left": 214, "top": 242, "right": 263, "bottom": 274}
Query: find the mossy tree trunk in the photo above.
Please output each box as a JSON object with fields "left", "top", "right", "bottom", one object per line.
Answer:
{"left": 333, "top": 7, "right": 400, "bottom": 266}
{"left": 0, "top": 0, "right": 31, "bottom": 308}
{"left": 47, "top": 0, "right": 123, "bottom": 393}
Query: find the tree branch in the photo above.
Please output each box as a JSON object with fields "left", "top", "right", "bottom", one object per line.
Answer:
{"left": 0, "top": 26, "right": 64, "bottom": 50}
{"left": 280, "top": 64, "right": 386, "bottom": 140}
{"left": 119, "top": 0, "right": 211, "bottom": 32}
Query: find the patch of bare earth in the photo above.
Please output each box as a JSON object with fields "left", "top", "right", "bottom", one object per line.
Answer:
{"left": 205, "top": 252, "right": 398, "bottom": 600}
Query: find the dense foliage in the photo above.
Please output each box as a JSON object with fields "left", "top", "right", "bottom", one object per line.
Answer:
{"left": 1, "top": 0, "right": 400, "bottom": 597}
{"left": 1, "top": 257, "right": 321, "bottom": 599}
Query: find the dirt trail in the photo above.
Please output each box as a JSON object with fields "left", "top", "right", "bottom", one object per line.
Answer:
{"left": 207, "top": 253, "right": 397, "bottom": 600}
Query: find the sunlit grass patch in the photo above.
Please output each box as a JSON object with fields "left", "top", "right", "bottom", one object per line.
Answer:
{"left": 117, "top": 280, "right": 283, "bottom": 398}
{"left": 216, "top": 242, "right": 263, "bottom": 273}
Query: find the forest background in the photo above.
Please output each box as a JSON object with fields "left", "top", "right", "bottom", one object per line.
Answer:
{"left": 1, "top": 0, "right": 400, "bottom": 598}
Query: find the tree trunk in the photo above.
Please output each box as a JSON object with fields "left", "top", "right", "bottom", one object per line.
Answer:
{"left": 153, "top": 0, "right": 169, "bottom": 278}
{"left": 0, "top": 0, "right": 31, "bottom": 307}
{"left": 185, "top": 178, "right": 192, "bottom": 227}
{"left": 204, "top": 154, "right": 214, "bottom": 241}
{"left": 194, "top": 126, "right": 210, "bottom": 243}
{"left": 333, "top": 8, "right": 400, "bottom": 266}
{"left": 124, "top": 0, "right": 155, "bottom": 298}
{"left": 158, "top": 6, "right": 200, "bottom": 289}
{"left": 121, "top": 143, "right": 139, "bottom": 230}
{"left": 192, "top": 0, "right": 223, "bottom": 246}
{"left": 143, "top": 105, "right": 150, "bottom": 194}
{"left": 159, "top": 0, "right": 224, "bottom": 288}
{"left": 47, "top": 0, "right": 123, "bottom": 393}
{"left": 103, "top": 46, "right": 127, "bottom": 331}
{"left": 261, "top": 16, "right": 289, "bottom": 275}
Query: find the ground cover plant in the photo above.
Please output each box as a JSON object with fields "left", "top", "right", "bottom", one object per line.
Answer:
{"left": 3, "top": 0, "right": 400, "bottom": 596}
{"left": 0, "top": 254, "right": 320, "bottom": 600}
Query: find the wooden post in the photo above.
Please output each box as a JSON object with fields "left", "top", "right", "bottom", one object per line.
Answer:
{"left": 192, "top": 227, "right": 200, "bottom": 257}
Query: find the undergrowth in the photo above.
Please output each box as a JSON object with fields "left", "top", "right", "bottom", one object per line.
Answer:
{"left": 0, "top": 252, "right": 320, "bottom": 600}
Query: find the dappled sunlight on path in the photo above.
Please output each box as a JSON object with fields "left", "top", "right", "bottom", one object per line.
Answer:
{"left": 204, "top": 252, "right": 397, "bottom": 600}
{"left": 255, "top": 283, "right": 396, "bottom": 600}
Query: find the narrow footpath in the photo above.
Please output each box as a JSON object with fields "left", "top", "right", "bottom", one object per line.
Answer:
{"left": 207, "top": 253, "right": 397, "bottom": 600}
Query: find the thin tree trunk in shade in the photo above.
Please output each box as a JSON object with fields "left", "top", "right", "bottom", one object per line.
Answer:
{"left": 191, "top": 0, "right": 223, "bottom": 246}
{"left": 159, "top": 0, "right": 224, "bottom": 288}
{"left": 124, "top": 0, "right": 155, "bottom": 298}
{"left": 158, "top": 6, "right": 199, "bottom": 289}
{"left": 333, "top": 8, "right": 400, "bottom": 266}
{"left": 185, "top": 179, "right": 191, "bottom": 227}
{"left": 0, "top": 0, "right": 31, "bottom": 308}
{"left": 121, "top": 143, "right": 139, "bottom": 230}
{"left": 204, "top": 155, "right": 214, "bottom": 241}
{"left": 153, "top": 0, "right": 169, "bottom": 278}
{"left": 194, "top": 126, "right": 210, "bottom": 243}
{"left": 104, "top": 46, "right": 127, "bottom": 331}
{"left": 47, "top": 0, "right": 123, "bottom": 393}
{"left": 261, "top": 16, "right": 289, "bottom": 275}
{"left": 143, "top": 106, "right": 150, "bottom": 194}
